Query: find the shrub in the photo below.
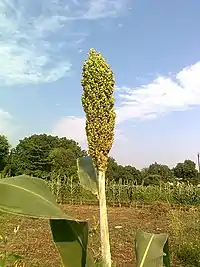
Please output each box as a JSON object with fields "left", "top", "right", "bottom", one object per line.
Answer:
{"left": 170, "top": 208, "right": 200, "bottom": 266}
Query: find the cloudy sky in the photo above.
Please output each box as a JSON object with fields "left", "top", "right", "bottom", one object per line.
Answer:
{"left": 1, "top": 0, "right": 200, "bottom": 169}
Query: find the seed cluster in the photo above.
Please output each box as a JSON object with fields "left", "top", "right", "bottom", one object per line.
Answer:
{"left": 81, "top": 48, "right": 116, "bottom": 171}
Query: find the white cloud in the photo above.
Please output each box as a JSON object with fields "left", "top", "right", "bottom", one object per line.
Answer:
{"left": 78, "top": 48, "right": 84, "bottom": 54}
{"left": 52, "top": 116, "right": 86, "bottom": 145}
{"left": 0, "top": 0, "right": 72, "bottom": 86}
{"left": 116, "top": 61, "right": 200, "bottom": 123}
{"left": 0, "top": 108, "right": 17, "bottom": 139}
{"left": 0, "top": 0, "right": 129, "bottom": 86}
{"left": 0, "top": 109, "right": 11, "bottom": 130}
{"left": 52, "top": 116, "right": 124, "bottom": 149}
{"left": 82, "top": 0, "right": 129, "bottom": 19}
{"left": 51, "top": 61, "right": 200, "bottom": 168}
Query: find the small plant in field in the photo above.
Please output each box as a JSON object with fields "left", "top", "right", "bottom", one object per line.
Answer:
{"left": 89, "top": 215, "right": 100, "bottom": 237}
{"left": 89, "top": 215, "right": 102, "bottom": 263}
{"left": 170, "top": 208, "right": 200, "bottom": 267}
{"left": 0, "top": 225, "right": 25, "bottom": 267}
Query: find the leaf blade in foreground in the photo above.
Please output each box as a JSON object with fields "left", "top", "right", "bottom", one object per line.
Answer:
{"left": 77, "top": 156, "right": 99, "bottom": 198}
{"left": 0, "top": 175, "right": 94, "bottom": 267}
{"left": 135, "top": 229, "right": 170, "bottom": 267}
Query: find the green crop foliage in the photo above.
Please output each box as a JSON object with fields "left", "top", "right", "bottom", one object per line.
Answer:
{"left": 46, "top": 179, "right": 200, "bottom": 207}
{"left": 0, "top": 226, "right": 25, "bottom": 267}
{"left": 81, "top": 48, "right": 116, "bottom": 171}
{"left": 0, "top": 47, "right": 173, "bottom": 267}
{"left": 170, "top": 208, "right": 200, "bottom": 266}
{"left": 0, "top": 175, "right": 95, "bottom": 267}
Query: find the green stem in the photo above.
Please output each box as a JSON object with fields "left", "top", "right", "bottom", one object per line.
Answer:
{"left": 98, "top": 169, "right": 111, "bottom": 267}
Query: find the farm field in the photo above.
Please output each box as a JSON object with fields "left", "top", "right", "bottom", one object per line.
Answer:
{"left": 0, "top": 202, "right": 199, "bottom": 267}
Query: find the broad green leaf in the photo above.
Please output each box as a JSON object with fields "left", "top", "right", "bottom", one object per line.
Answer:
{"left": 163, "top": 240, "right": 170, "bottom": 267}
{"left": 0, "top": 175, "right": 66, "bottom": 218}
{"left": 135, "top": 229, "right": 170, "bottom": 267}
{"left": 50, "top": 219, "right": 95, "bottom": 267}
{"left": 77, "top": 156, "right": 99, "bottom": 198}
{"left": 0, "top": 175, "right": 95, "bottom": 267}
{"left": 50, "top": 219, "right": 91, "bottom": 267}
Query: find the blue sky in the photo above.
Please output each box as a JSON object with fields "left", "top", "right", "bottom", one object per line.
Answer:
{"left": 1, "top": 0, "right": 200, "bottom": 169}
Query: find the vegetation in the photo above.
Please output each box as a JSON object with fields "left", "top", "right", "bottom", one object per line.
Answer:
{"left": 0, "top": 204, "right": 199, "bottom": 267}
{"left": 0, "top": 134, "right": 199, "bottom": 186}
{"left": 81, "top": 48, "right": 116, "bottom": 266}
{"left": 0, "top": 175, "right": 93, "bottom": 267}
{"left": 0, "top": 226, "right": 24, "bottom": 267}
{"left": 0, "top": 48, "right": 200, "bottom": 267}
{"left": 44, "top": 179, "right": 200, "bottom": 206}
{"left": 78, "top": 49, "right": 170, "bottom": 267}
{"left": 0, "top": 135, "right": 10, "bottom": 174}
{"left": 169, "top": 207, "right": 200, "bottom": 267}
{"left": 0, "top": 134, "right": 86, "bottom": 180}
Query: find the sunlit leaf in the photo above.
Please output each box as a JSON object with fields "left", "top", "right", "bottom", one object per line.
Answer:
{"left": 135, "top": 229, "right": 170, "bottom": 267}
{"left": 77, "top": 156, "right": 99, "bottom": 198}
{"left": 0, "top": 175, "right": 95, "bottom": 267}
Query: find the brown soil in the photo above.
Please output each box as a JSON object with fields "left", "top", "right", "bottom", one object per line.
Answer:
{"left": 0, "top": 202, "right": 182, "bottom": 267}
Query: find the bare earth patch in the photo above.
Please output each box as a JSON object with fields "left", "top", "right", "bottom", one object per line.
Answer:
{"left": 0, "top": 203, "right": 183, "bottom": 266}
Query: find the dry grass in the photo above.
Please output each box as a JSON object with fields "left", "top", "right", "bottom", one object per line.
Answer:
{"left": 0, "top": 202, "right": 198, "bottom": 267}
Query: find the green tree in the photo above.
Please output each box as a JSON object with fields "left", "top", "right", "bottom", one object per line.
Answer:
{"left": 173, "top": 159, "right": 198, "bottom": 183}
{"left": 49, "top": 147, "right": 78, "bottom": 180}
{"left": 147, "top": 162, "right": 173, "bottom": 182}
{"left": 121, "top": 165, "right": 141, "bottom": 183}
{"left": 106, "top": 158, "right": 141, "bottom": 184}
{"left": 106, "top": 157, "right": 120, "bottom": 182}
{"left": 0, "top": 135, "right": 10, "bottom": 172}
{"left": 13, "top": 134, "right": 56, "bottom": 177}
{"left": 57, "top": 137, "right": 87, "bottom": 158}
{"left": 81, "top": 48, "right": 115, "bottom": 266}
{"left": 13, "top": 134, "right": 85, "bottom": 178}
{"left": 139, "top": 167, "right": 161, "bottom": 186}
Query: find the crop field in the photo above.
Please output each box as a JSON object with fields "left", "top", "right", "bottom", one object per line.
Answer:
{"left": 0, "top": 202, "right": 199, "bottom": 267}
{"left": 1, "top": 40, "right": 200, "bottom": 267}
{"left": 46, "top": 180, "right": 200, "bottom": 206}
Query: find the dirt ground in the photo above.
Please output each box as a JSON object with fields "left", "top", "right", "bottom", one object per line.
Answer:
{"left": 0, "top": 202, "right": 182, "bottom": 267}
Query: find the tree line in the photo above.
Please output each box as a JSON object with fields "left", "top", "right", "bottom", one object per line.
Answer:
{"left": 0, "top": 134, "right": 199, "bottom": 185}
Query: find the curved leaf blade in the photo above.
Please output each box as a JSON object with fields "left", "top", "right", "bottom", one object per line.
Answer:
{"left": 50, "top": 219, "right": 92, "bottom": 267}
{"left": 163, "top": 240, "right": 170, "bottom": 267}
{"left": 0, "top": 175, "right": 95, "bottom": 267}
{"left": 0, "top": 175, "right": 67, "bottom": 219}
{"left": 77, "top": 156, "right": 99, "bottom": 198}
{"left": 135, "top": 229, "right": 170, "bottom": 267}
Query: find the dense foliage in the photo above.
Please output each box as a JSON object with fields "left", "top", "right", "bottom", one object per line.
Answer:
{"left": 0, "top": 135, "right": 10, "bottom": 172}
{"left": 0, "top": 134, "right": 199, "bottom": 185}
{"left": 0, "top": 134, "right": 86, "bottom": 180}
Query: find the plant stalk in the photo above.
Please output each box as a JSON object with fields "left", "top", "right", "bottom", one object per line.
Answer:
{"left": 98, "top": 169, "right": 112, "bottom": 267}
